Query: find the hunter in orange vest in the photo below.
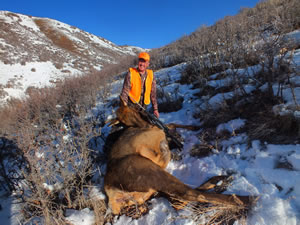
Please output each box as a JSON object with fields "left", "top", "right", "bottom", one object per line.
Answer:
{"left": 120, "top": 52, "right": 159, "bottom": 118}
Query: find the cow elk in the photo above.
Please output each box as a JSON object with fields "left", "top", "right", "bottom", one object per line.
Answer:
{"left": 104, "top": 100, "right": 255, "bottom": 219}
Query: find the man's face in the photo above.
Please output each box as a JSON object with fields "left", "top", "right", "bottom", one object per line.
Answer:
{"left": 138, "top": 58, "right": 149, "bottom": 73}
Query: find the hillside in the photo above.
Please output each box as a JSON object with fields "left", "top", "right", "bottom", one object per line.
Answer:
{"left": 0, "top": 11, "right": 145, "bottom": 105}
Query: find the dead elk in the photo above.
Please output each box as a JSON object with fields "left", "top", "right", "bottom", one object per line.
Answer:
{"left": 104, "top": 101, "right": 255, "bottom": 218}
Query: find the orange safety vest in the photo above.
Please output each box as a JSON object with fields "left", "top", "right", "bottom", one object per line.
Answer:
{"left": 128, "top": 67, "right": 153, "bottom": 105}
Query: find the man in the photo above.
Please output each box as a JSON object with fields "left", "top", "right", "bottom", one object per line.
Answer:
{"left": 120, "top": 52, "right": 159, "bottom": 118}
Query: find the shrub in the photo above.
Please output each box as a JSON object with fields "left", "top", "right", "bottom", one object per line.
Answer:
{"left": 18, "top": 118, "right": 101, "bottom": 224}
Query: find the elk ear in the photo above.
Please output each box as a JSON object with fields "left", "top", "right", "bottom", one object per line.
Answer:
{"left": 119, "top": 97, "right": 127, "bottom": 107}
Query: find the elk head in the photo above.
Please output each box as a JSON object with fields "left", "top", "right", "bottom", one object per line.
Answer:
{"left": 107, "top": 98, "right": 151, "bottom": 128}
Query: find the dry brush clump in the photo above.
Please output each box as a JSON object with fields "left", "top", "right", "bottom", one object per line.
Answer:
{"left": 189, "top": 131, "right": 221, "bottom": 158}
{"left": 16, "top": 116, "right": 106, "bottom": 224}
{"left": 179, "top": 200, "right": 250, "bottom": 225}
{"left": 168, "top": 188, "right": 254, "bottom": 225}
{"left": 156, "top": 82, "right": 184, "bottom": 113}
{"left": 194, "top": 85, "right": 300, "bottom": 146}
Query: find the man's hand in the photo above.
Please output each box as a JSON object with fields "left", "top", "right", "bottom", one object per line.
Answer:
{"left": 154, "top": 109, "right": 159, "bottom": 118}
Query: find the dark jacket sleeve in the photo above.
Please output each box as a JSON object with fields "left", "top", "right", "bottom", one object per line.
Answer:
{"left": 150, "top": 73, "right": 158, "bottom": 111}
{"left": 120, "top": 71, "right": 131, "bottom": 104}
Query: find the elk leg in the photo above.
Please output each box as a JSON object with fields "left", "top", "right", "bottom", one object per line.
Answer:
{"left": 170, "top": 175, "right": 233, "bottom": 210}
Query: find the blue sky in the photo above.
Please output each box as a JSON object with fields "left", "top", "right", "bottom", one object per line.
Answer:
{"left": 1, "top": 0, "right": 260, "bottom": 49}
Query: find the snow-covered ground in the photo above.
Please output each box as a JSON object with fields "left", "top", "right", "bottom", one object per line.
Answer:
{"left": 0, "top": 61, "right": 80, "bottom": 104}
{"left": 1, "top": 32, "right": 300, "bottom": 224}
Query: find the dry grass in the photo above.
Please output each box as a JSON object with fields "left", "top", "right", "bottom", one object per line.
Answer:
{"left": 34, "top": 19, "right": 78, "bottom": 54}
{"left": 178, "top": 200, "right": 249, "bottom": 225}
{"left": 190, "top": 131, "right": 220, "bottom": 158}
{"left": 246, "top": 112, "right": 300, "bottom": 143}
{"left": 90, "top": 199, "right": 108, "bottom": 225}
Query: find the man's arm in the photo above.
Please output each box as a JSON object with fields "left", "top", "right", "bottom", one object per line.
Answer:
{"left": 150, "top": 74, "right": 159, "bottom": 117}
{"left": 120, "top": 71, "right": 131, "bottom": 104}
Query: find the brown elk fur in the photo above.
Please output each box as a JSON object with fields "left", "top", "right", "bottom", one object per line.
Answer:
{"left": 109, "top": 126, "right": 170, "bottom": 168}
{"left": 104, "top": 100, "right": 252, "bottom": 215}
{"left": 115, "top": 101, "right": 151, "bottom": 128}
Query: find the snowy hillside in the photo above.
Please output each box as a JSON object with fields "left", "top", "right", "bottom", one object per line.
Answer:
{"left": 0, "top": 11, "right": 145, "bottom": 105}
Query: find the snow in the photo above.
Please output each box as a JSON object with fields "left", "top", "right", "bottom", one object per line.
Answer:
{"left": 65, "top": 208, "right": 95, "bottom": 225}
{"left": 0, "top": 61, "right": 81, "bottom": 104}
{"left": 0, "top": 195, "right": 23, "bottom": 225}
{"left": 1, "top": 24, "right": 300, "bottom": 225}
{"left": 216, "top": 118, "right": 246, "bottom": 134}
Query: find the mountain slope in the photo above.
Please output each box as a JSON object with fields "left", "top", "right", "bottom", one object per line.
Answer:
{"left": 0, "top": 11, "right": 145, "bottom": 105}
